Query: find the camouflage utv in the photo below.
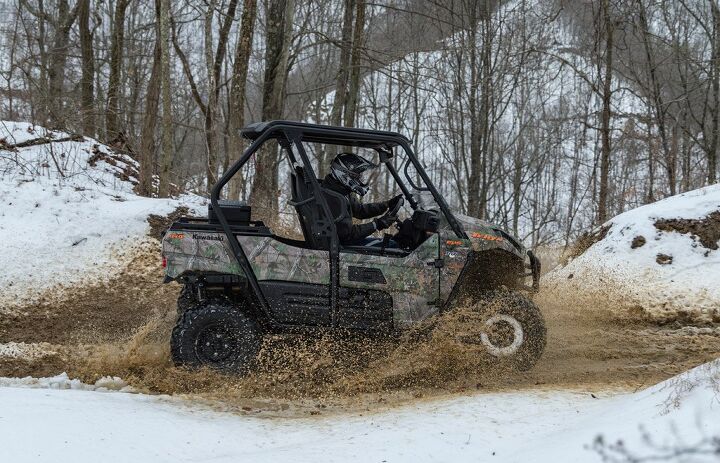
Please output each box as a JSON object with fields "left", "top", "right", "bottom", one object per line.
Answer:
{"left": 162, "top": 121, "right": 545, "bottom": 373}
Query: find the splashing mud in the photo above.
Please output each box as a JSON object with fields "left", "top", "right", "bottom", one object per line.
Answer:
{"left": 2, "top": 245, "right": 719, "bottom": 414}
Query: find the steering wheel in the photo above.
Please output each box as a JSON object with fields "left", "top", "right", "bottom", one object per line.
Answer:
{"left": 387, "top": 196, "right": 404, "bottom": 217}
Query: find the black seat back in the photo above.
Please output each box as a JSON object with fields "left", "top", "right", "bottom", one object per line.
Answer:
{"left": 290, "top": 166, "right": 336, "bottom": 250}
{"left": 290, "top": 166, "right": 313, "bottom": 243}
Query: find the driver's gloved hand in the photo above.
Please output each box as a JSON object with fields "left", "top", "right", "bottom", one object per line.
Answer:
{"left": 386, "top": 194, "right": 403, "bottom": 212}
{"left": 374, "top": 213, "right": 397, "bottom": 231}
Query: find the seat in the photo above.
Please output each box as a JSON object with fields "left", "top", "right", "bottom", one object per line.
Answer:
{"left": 289, "top": 165, "right": 338, "bottom": 250}
{"left": 290, "top": 166, "right": 315, "bottom": 244}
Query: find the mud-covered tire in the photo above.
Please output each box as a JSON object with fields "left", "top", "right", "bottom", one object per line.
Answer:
{"left": 170, "top": 301, "right": 262, "bottom": 374}
{"left": 463, "top": 290, "right": 546, "bottom": 371}
{"left": 177, "top": 285, "right": 198, "bottom": 314}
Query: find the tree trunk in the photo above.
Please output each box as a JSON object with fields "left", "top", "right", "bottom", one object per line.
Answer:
{"left": 465, "top": 2, "right": 479, "bottom": 216}
{"left": 204, "top": 0, "right": 239, "bottom": 191}
{"left": 204, "top": 0, "right": 219, "bottom": 191}
{"left": 645, "top": 105, "right": 655, "bottom": 203}
{"left": 249, "top": 0, "right": 294, "bottom": 220}
{"left": 467, "top": 1, "right": 492, "bottom": 220}
{"left": 46, "top": 0, "right": 79, "bottom": 128}
{"left": 636, "top": 0, "right": 673, "bottom": 194}
{"left": 78, "top": 0, "right": 94, "bottom": 135}
{"left": 329, "top": 0, "right": 355, "bottom": 128}
{"left": 709, "top": 1, "right": 720, "bottom": 184}
{"left": 477, "top": 7, "right": 493, "bottom": 220}
{"left": 597, "top": 0, "right": 614, "bottom": 224}
{"left": 138, "top": 0, "right": 163, "bottom": 197}
{"left": 106, "top": 0, "right": 130, "bottom": 142}
{"left": 343, "top": 0, "right": 366, "bottom": 127}
{"left": 158, "top": 0, "right": 173, "bottom": 197}
{"left": 228, "top": 0, "right": 259, "bottom": 200}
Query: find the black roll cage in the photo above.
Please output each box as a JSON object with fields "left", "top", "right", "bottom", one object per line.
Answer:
{"left": 210, "top": 120, "right": 467, "bottom": 327}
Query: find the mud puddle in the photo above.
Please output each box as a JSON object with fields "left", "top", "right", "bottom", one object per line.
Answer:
{"left": 1, "top": 246, "right": 719, "bottom": 416}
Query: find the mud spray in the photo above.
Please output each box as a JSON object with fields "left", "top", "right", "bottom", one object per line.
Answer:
{"left": 2, "top": 245, "right": 720, "bottom": 415}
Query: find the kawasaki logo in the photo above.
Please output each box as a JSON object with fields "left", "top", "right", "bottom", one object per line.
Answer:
{"left": 192, "top": 233, "right": 224, "bottom": 241}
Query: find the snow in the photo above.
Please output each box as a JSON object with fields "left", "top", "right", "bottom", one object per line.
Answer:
{"left": 0, "top": 361, "right": 717, "bottom": 462}
{"left": 546, "top": 184, "right": 720, "bottom": 317}
{"left": 0, "top": 372, "right": 132, "bottom": 392}
{"left": 0, "top": 121, "right": 204, "bottom": 306}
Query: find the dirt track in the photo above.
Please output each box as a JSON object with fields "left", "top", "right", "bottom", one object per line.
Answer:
{"left": 1, "top": 245, "right": 719, "bottom": 414}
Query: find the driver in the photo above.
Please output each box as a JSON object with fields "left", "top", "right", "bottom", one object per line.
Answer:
{"left": 320, "top": 153, "right": 403, "bottom": 246}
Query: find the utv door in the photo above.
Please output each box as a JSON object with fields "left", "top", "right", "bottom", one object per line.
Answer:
{"left": 339, "top": 234, "right": 441, "bottom": 329}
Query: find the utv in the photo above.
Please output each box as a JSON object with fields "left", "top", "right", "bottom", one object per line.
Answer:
{"left": 162, "top": 121, "right": 545, "bottom": 373}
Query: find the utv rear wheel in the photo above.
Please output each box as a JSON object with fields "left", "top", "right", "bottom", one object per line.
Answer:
{"left": 170, "top": 302, "right": 262, "bottom": 374}
{"left": 461, "top": 291, "right": 546, "bottom": 371}
{"left": 177, "top": 284, "right": 198, "bottom": 314}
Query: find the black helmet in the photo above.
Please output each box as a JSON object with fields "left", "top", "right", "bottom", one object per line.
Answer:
{"left": 329, "top": 152, "right": 377, "bottom": 196}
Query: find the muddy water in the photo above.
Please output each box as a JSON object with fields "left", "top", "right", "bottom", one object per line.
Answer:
{"left": 1, "top": 247, "right": 719, "bottom": 415}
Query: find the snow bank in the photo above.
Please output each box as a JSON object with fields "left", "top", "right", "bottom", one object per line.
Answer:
{"left": 545, "top": 185, "right": 720, "bottom": 319}
{"left": 0, "top": 121, "right": 203, "bottom": 306}
{"left": 0, "top": 372, "right": 132, "bottom": 392}
{"left": 0, "top": 362, "right": 717, "bottom": 462}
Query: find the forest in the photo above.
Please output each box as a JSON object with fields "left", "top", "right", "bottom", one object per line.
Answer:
{"left": 1, "top": 0, "right": 718, "bottom": 246}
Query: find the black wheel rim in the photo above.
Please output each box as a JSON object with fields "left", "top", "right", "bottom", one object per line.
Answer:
{"left": 194, "top": 323, "right": 240, "bottom": 364}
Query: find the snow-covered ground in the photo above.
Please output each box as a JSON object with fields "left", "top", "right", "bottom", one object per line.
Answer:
{"left": 0, "top": 121, "right": 202, "bottom": 307}
{"left": 546, "top": 184, "right": 720, "bottom": 319}
{"left": 0, "top": 361, "right": 717, "bottom": 462}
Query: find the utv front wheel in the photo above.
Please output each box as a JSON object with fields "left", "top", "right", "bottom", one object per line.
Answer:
{"left": 170, "top": 302, "right": 262, "bottom": 374}
{"left": 461, "top": 291, "right": 546, "bottom": 371}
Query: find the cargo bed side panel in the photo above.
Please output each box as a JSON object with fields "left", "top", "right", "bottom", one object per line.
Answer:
{"left": 163, "top": 230, "right": 240, "bottom": 278}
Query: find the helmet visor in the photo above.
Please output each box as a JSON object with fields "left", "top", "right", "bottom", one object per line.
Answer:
{"left": 358, "top": 169, "right": 371, "bottom": 185}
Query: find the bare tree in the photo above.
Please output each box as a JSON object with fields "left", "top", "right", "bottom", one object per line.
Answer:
{"left": 20, "top": 0, "right": 80, "bottom": 127}
{"left": 228, "top": 0, "right": 259, "bottom": 200}
{"left": 172, "top": 0, "right": 238, "bottom": 191}
{"left": 329, "top": 0, "right": 354, "bottom": 130}
{"left": 597, "top": 0, "right": 615, "bottom": 224}
{"left": 158, "top": 0, "right": 173, "bottom": 197}
{"left": 106, "top": 0, "right": 131, "bottom": 142}
{"left": 138, "top": 0, "right": 163, "bottom": 196}
{"left": 249, "top": 0, "right": 294, "bottom": 219}
{"left": 343, "top": 0, "right": 365, "bottom": 127}
{"left": 77, "top": 0, "right": 94, "bottom": 135}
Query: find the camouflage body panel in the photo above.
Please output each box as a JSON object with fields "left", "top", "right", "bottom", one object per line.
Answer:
{"left": 237, "top": 236, "right": 330, "bottom": 284}
{"left": 340, "top": 234, "right": 440, "bottom": 326}
{"left": 450, "top": 213, "right": 527, "bottom": 258}
{"left": 162, "top": 216, "right": 528, "bottom": 329}
{"left": 438, "top": 235, "right": 472, "bottom": 302}
{"left": 163, "top": 231, "right": 330, "bottom": 284}
{"left": 163, "top": 231, "right": 240, "bottom": 279}
{"left": 437, "top": 222, "right": 528, "bottom": 302}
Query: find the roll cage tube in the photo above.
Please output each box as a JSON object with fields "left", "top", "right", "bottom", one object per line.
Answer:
{"left": 377, "top": 148, "right": 418, "bottom": 210}
{"left": 210, "top": 130, "right": 277, "bottom": 316}
{"left": 396, "top": 139, "right": 467, "bottom": 239}
{"left": 286, "top": 129, "right": 342, "bottom": 325}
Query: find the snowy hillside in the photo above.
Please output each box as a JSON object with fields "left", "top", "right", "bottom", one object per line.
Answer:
{"left": 0, "top": 360, "right": 718, "bottom": 462}
{"left": 0, "top": 121, "right": 202, "bottom": 306}
{"left": 546, "top": 184, "right": 720, "bottom": 321}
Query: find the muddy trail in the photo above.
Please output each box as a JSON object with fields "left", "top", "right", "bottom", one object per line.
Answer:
{"left": 1, "top": 246, "right": 719, "bottom": 415}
